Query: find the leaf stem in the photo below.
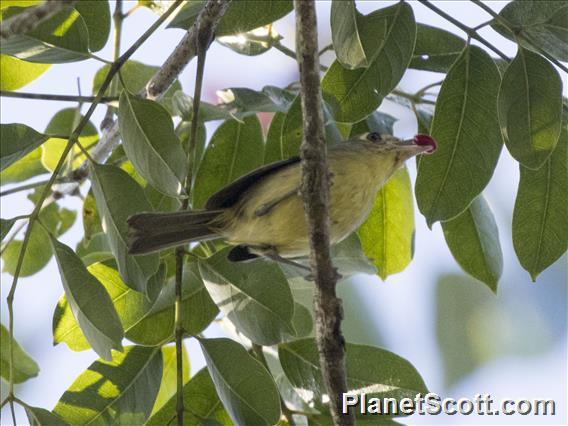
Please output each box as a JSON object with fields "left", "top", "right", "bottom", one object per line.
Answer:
{"left": 173, "top": 2, "right": 228, "bottom": 425}
{"left": 472, "top": 18, "right": 494, "bottom": 32}
{"left": 88, "top": 53, "right": 113, "bottom": 64}
{"left": 417, "top": 0, "right": 509, "bottom": 61}
{"left": 416, "top": 80, "right": 443, "bottom": 98}
{"left": 0, "top": 90, "right": 117, "bottom": 103}
{"left": 2, "top": 2, "right": 185, "bottom": 422}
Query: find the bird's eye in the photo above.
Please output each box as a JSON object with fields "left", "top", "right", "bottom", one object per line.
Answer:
{"left": 367, "top": 132, "right": 381, "bottom": 143}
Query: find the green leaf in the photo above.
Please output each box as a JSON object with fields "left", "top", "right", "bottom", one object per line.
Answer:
{"left": 50, "top": 238, "right": 123, "bottom": 361}
{"left": 442, "top": 195, "right": 503, "bottom": 292}
{"left": 199, "top": 248, "right": 295, "bottom": 345}
{"left": 330, "top": 0, "right": 368, "bottom": 69}
{"left": 82, "top": 190, "right": 102, "bottom": 242}
{"left": 92, "top": 60, "right": 182, "bottom": 112}
{"left": 0, "top": 323, "right": 39, "bottom": 384}
{"left": 217, "top": 86, "right": 293, "bottom": 115}
{"left": 119, "top": 91, "right": 187, "bottom": 197}
{"left": 147, "top": 368, "right": 232, "bottom": 426}
{"left": 498, "top": 47, "right": 563, "bottom": 169}
{"left": 330, "top": 233, "right": 377, "bottom": 277}
{"left": 74, "top": 0, "right": 110, "bottom": 52}
{"left": 2, "top": 199, "right": 75, "bottom": 276}
{"left": 75, "top": 232, "right": 112, "bottom": 266}
{"left": 0, "top": 7, "right": 90, "bottom": 63}
{"left": 90, "top": 163, "right": 160, "bottom": 294}
{"left": 200, "top": 338, "right": 281, "bottom": 426}
{"left": 24, "top": 404, "right": 67, "bottom": 426}
{"left": 280, "top": 96, "right": 342, "bottom": 160}
{"left": 279, "top": 339, "right": 428, "bottom": 412}
{"left": 0, "top": 218, "right": 16, "bottom": 243}
{"left": 0, "top": 147, "right": 47, "bottom": 184}
{"left": 492, "top": 0, "right": 568, "bottom": 62}
{"left": 193, "top": 115, "right": 264, "bottom": 208}
{"left": 0, "top": 54, "right": 50, "bottom": 90}
{"left": 171, "top": 91, "right": 232, "bottom": 122}
{"left": 151, "top": 345, "right": 190, "bottom": 416}
{"left": 409, "top": 24, "right": 465, "bottom": 73}
{"left": 169, "top": 0, "right": 293, "bottom": 36}
{"left": 54, "top": 346, "right": 162, "bottom": 425}
{"left": 280, "top": 234, "right": 377, "bottom": 281}
{"left": 2, "top": 223, "right": 51, "bottom": 276}
{"left": 513, "top": 127, "right": 567, "bottom": 281}
{"left": 290, "top": 302, "right": 313, "bottom": 339}
{"left": 53, "top": 261, "right": 151, "bottom": 353}
{"left": 358, "top": 167, "right": 415, "bottom": 280}
{"left": 127, "top": 262, "right": 219, "bottom": 345}
{"left": 144, "top": 184, "right": 181, "bottom": 212}
{"left": 263, "top": 112, "right": 287, "bottom": 163}
{"left": 322, "top": 2, "right": 416, "bottom": 123}
{"left": 415, "top": 45, "right": 503, "bottom": 226}
{"left": 41, "top": 108, "right": 99, "bottom": 172}
{"left": 218, "top": 25, "right": 281, "bottom": 56}
{"left": 0, "top": 1, "right": 41, "bottom": 9}
{"left": 350, "top": 110, "right": 397, "bottom": 136}
{"left": 0, "top": 123, "right": 49, "bottom": 171}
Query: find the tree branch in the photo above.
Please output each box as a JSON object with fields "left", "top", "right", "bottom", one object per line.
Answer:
{"left": 146, "top": 0, "right": 231, "bottom": 99}
{"left": 70, "top": 0, "right": 231, "bottom": 182}
{"left": 0, "top": 0, "right": 77, "bottom": 40}
{"left": 293, "top": 1, "right": 353, "bottom": 425}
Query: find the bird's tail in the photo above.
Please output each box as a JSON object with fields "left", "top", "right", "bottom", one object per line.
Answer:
{"left": 127, "top": 210, "right": 223, "bottom": 255}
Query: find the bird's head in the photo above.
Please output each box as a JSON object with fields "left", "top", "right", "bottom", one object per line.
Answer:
{"left": 350, "top": 131, "right": 437, "bottom": 165}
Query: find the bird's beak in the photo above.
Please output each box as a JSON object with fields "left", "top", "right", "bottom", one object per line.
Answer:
{"left": 398, "top": 134, "right": 437, "bottom": 155}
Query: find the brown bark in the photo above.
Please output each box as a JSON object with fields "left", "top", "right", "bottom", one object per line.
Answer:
{"left": 293, "top": 1, "right": 354, "bottom": 425}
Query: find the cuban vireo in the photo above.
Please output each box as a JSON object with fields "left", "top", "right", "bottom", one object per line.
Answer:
{"left": 128, "top": 132, "right": 437, "bottom": 262}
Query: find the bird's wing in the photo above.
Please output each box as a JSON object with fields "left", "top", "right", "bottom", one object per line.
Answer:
{"left": 205, "top": 156, "right": 300, "bottom": 210}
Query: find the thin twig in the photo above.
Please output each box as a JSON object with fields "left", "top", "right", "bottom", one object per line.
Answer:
{"left": 417, "top": 0, "right": 509, "bottom": 61}
{"left": 0, "top": 91, "right": 117, "bottom": 103}
{"left": 2, "top": 3, "right": 184, "bottom": 422}
{"left": 173, "top": 2, "right": 229, "bottom": 425}
{"left": 293, "top": 1, "right": 353, "bottom": 425}
{"left": 391, "top": 89, "right": 436, "bottom": 106}
{"left": 0, "top": 177, "right": 71, "bottom": 197}
{"left": 0, "top": 0, "right": 77, "bottom": 40}
{"left": 319, "top": 44, "right": 333, "bottom": 56}
{"left": 274, "top": 40, "right": 328, "bottom": 72}
{"left": 470, "top": 0, "right": 568, "bottom": 74}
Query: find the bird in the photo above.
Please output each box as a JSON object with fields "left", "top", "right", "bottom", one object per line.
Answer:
{"left": 127, "top": 132, "right": 436, "bottom": 268}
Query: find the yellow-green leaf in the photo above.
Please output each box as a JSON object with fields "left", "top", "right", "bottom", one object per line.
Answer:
{"left": 358, "top": 167, "right": 414, "bottom": 280}
{"left": 0, "top": 54, "right": 50, "bottom": 90}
